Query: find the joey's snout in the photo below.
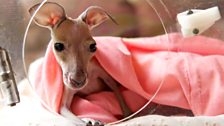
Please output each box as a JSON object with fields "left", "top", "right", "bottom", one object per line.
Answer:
{"left": 65, "top": 70, "right": 88, "bottom": 89}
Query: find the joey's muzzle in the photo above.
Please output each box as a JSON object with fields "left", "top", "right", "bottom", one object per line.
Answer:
{"left": 67, "top": 70, "right": 88, "bottom": 89}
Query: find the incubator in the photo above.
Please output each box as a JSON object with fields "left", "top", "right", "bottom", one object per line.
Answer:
{"left": 0, "top": 0, "right": 224, "bottom": 126}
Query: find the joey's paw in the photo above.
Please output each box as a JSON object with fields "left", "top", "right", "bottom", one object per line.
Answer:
{"left": 82, "top": 118, "right": 104, "bottom": 126}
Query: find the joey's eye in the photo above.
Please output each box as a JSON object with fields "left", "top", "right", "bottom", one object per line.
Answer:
{"left": 89, "top": 43, "right": 97, "bottom": 52}
{"left": 54, "top": 43, "right": 65, "bottom": 52}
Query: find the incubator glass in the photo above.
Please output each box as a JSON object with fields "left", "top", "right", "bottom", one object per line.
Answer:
{"left": 0, "top": 0, "right": 224, "bottom": 125}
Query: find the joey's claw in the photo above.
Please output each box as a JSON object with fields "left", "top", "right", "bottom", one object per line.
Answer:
{"left": 94, "top": 120, "right": 104, "bottom": 126}
{"left": 86, "top": 121, "right": 93, "bottom": 126}
{"left": 82, "top": 118, "right": 104, "bottom": 126}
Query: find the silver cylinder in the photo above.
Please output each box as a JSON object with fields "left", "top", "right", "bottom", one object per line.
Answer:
{"left": 0, "top": 47, "right": 20, "bottom": 106}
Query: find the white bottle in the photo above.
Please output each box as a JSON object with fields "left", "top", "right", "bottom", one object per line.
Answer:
{"left": 177, "top": 6, "right": 221, "bottom": 37}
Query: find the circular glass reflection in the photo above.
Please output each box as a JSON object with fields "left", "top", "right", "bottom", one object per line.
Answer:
{"left": 23, "top": 0, "right": 169, "bottom": 124}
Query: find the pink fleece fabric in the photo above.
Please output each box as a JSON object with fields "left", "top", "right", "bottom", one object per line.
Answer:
{"left": 29, "top": 33, "right": 224, "bottom": 123}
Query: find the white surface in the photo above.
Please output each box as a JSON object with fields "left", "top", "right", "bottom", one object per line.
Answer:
{"left": 109, "top": 115, "right": 224, "bottom": 126}
{"left": 1, "top": 79, "right": 224, "bottom": 126}
{"left": 0, "top": 79, "right": 85, "bottom": 126}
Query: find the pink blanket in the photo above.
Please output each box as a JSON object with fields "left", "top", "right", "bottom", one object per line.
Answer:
{"left": 29, "top": 33, "right": 224, "bottom": 123}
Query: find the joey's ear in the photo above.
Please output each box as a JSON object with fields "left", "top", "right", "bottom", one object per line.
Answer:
{"left": 29, "top": 2, "right": 66, "bottom": 28}
{"left": 79, "top": 6, "right": 117, "bottom": 30}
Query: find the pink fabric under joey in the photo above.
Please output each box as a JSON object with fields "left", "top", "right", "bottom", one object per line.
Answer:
{"left": 29, "top": 33, "right": 224, "bottom": 123}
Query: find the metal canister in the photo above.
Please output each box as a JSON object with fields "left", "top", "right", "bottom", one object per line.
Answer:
{"left": 0, "top": 47, "right": 20, "bottom": 106}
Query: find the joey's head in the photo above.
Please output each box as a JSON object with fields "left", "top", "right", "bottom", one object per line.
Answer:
{"left": 29, "top": 2, "right": 116, "bottom": 90}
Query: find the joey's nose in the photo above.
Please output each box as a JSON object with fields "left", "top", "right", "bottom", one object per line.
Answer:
{"left": 69, "top": 77, "right": 86, "bottom": 87}
{"left": 68, "top": 74, "right": 87, "bottom": 88}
